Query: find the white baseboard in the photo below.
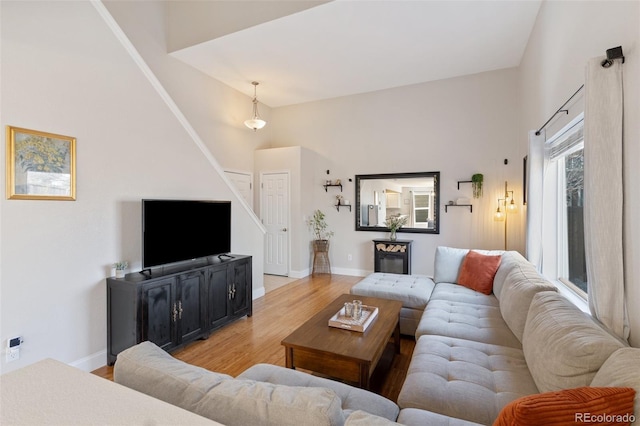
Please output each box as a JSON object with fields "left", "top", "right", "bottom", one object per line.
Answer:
{"left": 253, "top": 286, "right": 266, "bottom": 300}
{"left": 330, "top": 267, "right": 371, "bottom": 277}
{"left": 70, "top": 349, "right": 107, "bottom": 372}
{"left": 289, "top": 268, "right": 370, "bottom": 279}
{"left": 289, "top": 269, "right": 310, "bottom": 279}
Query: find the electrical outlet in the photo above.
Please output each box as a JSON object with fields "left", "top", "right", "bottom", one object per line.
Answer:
{"left": 6, "top": 347, "right": 19, "bottom": 362}
{"left": 347, "top": 254, "right": 352, "bottom": 261}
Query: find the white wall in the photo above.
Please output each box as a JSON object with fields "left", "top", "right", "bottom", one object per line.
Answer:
{"left": 0, "top": 1, "right": 264, "bottom": 373}
{"left": 518, "top": 0, "right": 639, "bottom": 346}
{"left": 255, "top": 146, "right": 327, "bottom": 277}
{"left": 103, "top": 0, "right": 272, "bottom": 175}
{"left": 270, "top": 68, "right": 524, "bottom": 277}
{"left": 256, "top": 147, "right": 300, "bottom": 276}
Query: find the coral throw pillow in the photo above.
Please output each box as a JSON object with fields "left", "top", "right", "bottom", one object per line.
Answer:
{"left": 493, "top": 387, "right": 636, "bottom": 426}
{"left": 457, "top": 250, "right": 501, "bottom": 294}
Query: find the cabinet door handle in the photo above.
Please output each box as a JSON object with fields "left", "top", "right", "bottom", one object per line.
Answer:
{"left": 228, "top": 285, "right": 233, "bottom": 300}
{"left": 172, "top": 303, "right": 178, "bottom": 323}
{"left": 177, "top": 300, "right": 183, "bottom": 320}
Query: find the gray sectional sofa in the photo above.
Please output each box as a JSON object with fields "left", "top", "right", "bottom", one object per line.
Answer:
{"left": 111, "top": 246, "right": 639, "bottom": 426}
{"left": 114, "top": 340, "right": 399, "bottom": 426}
{"left": 351, "top": 246, "right": 640, "bottom": 425}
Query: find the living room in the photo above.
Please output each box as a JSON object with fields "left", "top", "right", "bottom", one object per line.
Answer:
{"left": 1, "top": 0, "right": 639, "bottom": 405}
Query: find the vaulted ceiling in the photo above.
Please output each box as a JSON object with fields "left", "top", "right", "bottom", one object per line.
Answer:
{"left": 168, "top": 1, "right": 542, "bottom": 107}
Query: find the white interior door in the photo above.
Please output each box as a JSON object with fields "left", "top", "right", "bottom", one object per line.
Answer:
{"left": 224, "top": 170, "right": 253, "bottom": 209}
{"left": 261, "top": 172, "right": 289, "bottom": 276}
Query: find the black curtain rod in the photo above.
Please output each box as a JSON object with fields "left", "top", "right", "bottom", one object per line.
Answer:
{"left": 534, "top": 84, "right": 584, "bottom": 136}
{"left": 535, "top": 46, "right": 625, "bottom": 136}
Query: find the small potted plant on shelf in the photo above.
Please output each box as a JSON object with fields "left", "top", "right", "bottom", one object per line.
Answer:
{"left": 385, "top": 215, "right": 408, "bottom": 241}
{"left": 472, "top": 173, "right": 484, "bottom": 198}
{"left": 113, "top": 261, "right": 128, "bottom": 278}
{"left": 307, "top": 209, "right": 334, "bottom": 252}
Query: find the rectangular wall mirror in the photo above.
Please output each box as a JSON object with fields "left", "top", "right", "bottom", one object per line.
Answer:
{"left": 355, "top": 171, "right": 440, "bottom": 234}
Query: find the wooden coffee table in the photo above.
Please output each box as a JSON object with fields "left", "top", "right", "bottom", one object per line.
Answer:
{"left": 281, "top": 294, "right": 402, "bottom": 389}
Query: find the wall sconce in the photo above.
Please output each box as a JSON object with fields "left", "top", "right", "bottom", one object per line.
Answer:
{"left": 505, "top": 188, "right": 518, "bottom": 213}
{"left": 494, "top": 199, "right": 505, "bottom": 222}
{"left": 493, "top": 181, "right": 517, "bottom": 250}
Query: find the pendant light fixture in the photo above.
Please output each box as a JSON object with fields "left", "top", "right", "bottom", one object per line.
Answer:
{"left": 244, "top": 81, "right": 266, "bottom": 131}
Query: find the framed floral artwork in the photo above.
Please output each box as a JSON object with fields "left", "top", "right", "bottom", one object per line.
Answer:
{"left": 6, "top": 126, "right": 76, "bottom": 200}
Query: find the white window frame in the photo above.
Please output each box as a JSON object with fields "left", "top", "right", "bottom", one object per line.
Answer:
{"left": 412, "top": 191, "right": 431, "bottom": 228}
{"left": 545, "top": 113, "right": 587, "bottom": 302}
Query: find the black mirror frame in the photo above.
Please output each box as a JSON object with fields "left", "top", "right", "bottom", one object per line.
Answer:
{"left": 355, "top": 171, "right": 440, "bottom": 234}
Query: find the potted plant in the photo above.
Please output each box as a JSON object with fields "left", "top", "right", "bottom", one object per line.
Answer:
{"left": 472, "top": 173, "right": 484, "bottom": 198}
{"left": 384, "top": 215, "right": 408, "bottom": 241}
{"left": 113, "top": 261, "right": 128, "bottom": 278}
{"left": 307, "top": 209, "right": 334, "bottom": 252}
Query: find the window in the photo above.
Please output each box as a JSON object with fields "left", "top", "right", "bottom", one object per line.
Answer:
{"left": 547, "top": 115, "right": 587, "bottom": 297}
{"left": 412, "top": 191, "right": 432, "bottom": 228}
{"left": 557, "top": 146, "right": 587, "bottom": 293}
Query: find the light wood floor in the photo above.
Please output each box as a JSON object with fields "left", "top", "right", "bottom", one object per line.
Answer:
{"left": 92, "top": 274, "right": 415, "bottom": 402}
{"left": 263, "top": 273, "right": 298, "bottom": 292}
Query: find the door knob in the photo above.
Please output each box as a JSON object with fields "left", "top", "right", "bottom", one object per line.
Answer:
{"left": 282, "top": 228, "right": 287, "bottom": 232}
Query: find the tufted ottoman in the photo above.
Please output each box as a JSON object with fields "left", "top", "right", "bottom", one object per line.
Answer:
{"left": 350, "top": 273, "right": 435, "bottom": 335}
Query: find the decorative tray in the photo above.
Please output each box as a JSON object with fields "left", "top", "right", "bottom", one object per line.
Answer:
{"left": 328, "top": 305, "right": 378, "bottom": 332}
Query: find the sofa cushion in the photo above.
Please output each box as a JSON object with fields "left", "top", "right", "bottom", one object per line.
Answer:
{"left": 499, "top": 263, "right": 557, "bottom": 342}
{"left": 114, "top": 341, "right": 233, "bottom": 395}
{"left": 591, "top": 348, "right": 640, "bottom": 425}
{"left": 345, "top": 410, "right": 402, "bottom": 425}
{"left": 457, "top": 251, "right": 502, "bottom": 294}
{"left": 238, "top": 363, "right": 399, "bottom": 422}
{"left": 398, "top": 306, "right": 424, "bottom": 336}
{"left": 492, "top": 251, "right": 528, "bottom": 301}
{"left": 397, "top": 335, "right": 539, "bottom": 425}
{"left": 429, "top": 282, "right": 500, "bottom": 307}
{"left": 350, "top": 273, "right": 435, "bottom": 310}
{"left": 433, "top": 246, "right": 469, "bottom": 284}
{"left": 523, "top": 292, "right": 626, "bottom": 393}
{"left": 204, "top": 378, "right": 344, "bottom": 426}
{"left": 415, "top": 299, "right": 521, "bottom": 348}
{"left": 115, "top": 342, "right": 346, "bottom": 426}
{"left": 493, "top": 386, "right": 636, "bottom": 426}
{"left": 433, "top": 246, "right": 503, "bottom": 285}
{"left": 397, "top": 408, "right": 485, "bottom": 426}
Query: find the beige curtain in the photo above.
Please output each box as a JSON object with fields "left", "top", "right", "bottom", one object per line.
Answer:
{"left": 526, "top": 129, "right": 546, "bottom": 270}
{"left": 584, "top": 57, "right": 629, "bottom": 340}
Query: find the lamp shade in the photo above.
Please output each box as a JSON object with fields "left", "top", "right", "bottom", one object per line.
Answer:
{"left": 244, "top": 118, "right": 266, "bottom": 130}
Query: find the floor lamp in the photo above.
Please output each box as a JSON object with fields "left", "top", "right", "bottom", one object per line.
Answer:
{"left": 494, "top": 181, "right": 518, "bottom": 250}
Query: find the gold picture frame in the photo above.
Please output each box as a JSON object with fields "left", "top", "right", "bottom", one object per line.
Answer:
{"left": 6, "top": 126, "right": 76, "bottom": 200}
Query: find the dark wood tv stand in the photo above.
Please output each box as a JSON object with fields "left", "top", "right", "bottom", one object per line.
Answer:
{"left": 106, "top": 254, "right": 252, "bottom": 365}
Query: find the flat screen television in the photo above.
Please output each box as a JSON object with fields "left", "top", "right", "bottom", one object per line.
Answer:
{"left": 142, "top": 199, "right": 231, "bottom": 269}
